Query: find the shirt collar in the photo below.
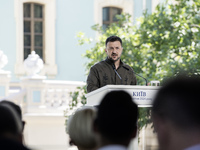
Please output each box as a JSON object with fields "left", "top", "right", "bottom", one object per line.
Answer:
{"left": 105, "top": 57, "right": 124, "bottom": 67}
{"left": 184, "top": 144, "right": 200, "bottom": 150}
{"left": 98, "top": 145, "right": 127, "bottom": 150}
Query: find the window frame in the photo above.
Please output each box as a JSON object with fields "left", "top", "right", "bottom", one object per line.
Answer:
{"left": 102, "top": 7, "right": 122, "bottom": 30}
{"left": 94, "top": 0, "right": 133, "bottom": 26}
{"left": 15, "top": 0, "right": 57, "bottom": 78}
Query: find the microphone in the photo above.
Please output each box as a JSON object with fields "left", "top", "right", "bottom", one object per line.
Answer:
{"left": 122, "top": 66, "right": 148, "bottom": 86}
{"left": 112, "top": 64, "right": 122, "bottom": 84}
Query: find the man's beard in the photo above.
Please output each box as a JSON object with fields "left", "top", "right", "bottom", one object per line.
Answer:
{"left": 108, "top": 55, "right": 120, "bottom": 63}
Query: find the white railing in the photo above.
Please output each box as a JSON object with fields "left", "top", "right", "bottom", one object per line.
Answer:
{"left": 41, "top": 80, "right": 86, "bottom": 114}
{"left": 2, "top": 88, "right": 26, "bottom": 104}
{"left": 1, "top": 77, "right": 86, "bottom": 115}
{"left": 42, "top": 80, "right": 85, "bottom": 108}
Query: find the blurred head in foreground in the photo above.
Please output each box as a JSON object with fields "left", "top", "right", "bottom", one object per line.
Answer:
{"left": 0, "top": 103, "right": 30, "bottom": 149}
{"left": 94, "top": 90, "right": 138, "bottom": 148}
{"left": 0, "top": 104, "right": 22, "bottom": 141}
{"left": 67, "top": 106, "right": 97, "bottom": 150}
{"left": 0, "top": 100, "right": 25, "bottom": 132}
{"left": 152, "top": 76, "right": 200, "bottom": 150}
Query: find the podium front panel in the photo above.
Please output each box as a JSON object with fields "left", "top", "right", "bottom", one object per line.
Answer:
{"left": 85, "top": 85, "right": 159, "bottom": 106}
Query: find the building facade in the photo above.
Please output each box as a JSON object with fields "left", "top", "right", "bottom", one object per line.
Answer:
{"left": 0, "top": 0, "right": 168, "bottom": 83}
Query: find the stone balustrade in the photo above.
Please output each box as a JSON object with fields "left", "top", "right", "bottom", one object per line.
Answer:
{"left": 2, "top": 77, "right": 85, "bottom": 115}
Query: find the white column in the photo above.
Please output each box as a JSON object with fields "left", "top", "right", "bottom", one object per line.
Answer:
{"left": 0, "top": 71, "right": 11, "bottom": 99}
{"left": 20, "top": 76, "right": 46, "bottom": 113}
{"left": 0, "top": 50, "right": 10, "bottom": 99}
{"left": 21, "top": 51, "right": 46, "bottom": 113}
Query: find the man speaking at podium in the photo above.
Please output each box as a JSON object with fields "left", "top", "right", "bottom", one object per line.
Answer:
{"left": 87, "top": 35, "right": 137, "bottom": 93}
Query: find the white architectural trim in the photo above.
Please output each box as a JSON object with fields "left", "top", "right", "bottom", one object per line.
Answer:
{"left": 14, "top": 0, "right": 57, "bottom": 78}
{"left": 152, "top": 0, "right": 160, "bottom": 12}
{"left": 94, "top": 0, "right": 134, "bottom": 26}
{"left": 143, "top": 0, "right": 146, "bottom": 10}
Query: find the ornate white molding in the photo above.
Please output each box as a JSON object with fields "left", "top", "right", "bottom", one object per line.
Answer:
{"left": 24, "top": 51, "right": 44, "bottom": 76}
{"left": 14, "top": 0, "right": 57, "bottom": 78}
{"left": 151, "top": 0, "right": 160, "bottom": 12}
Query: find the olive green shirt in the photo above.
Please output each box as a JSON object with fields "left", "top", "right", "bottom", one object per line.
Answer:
{"left": 87, "top": 58, "right": 137, "bottom": 93}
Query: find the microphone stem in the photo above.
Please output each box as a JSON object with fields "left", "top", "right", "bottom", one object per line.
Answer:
{"left": 114, "top": 69, "right": 122, "bottom": 80}
{"left": 112, "top": 64, "right": 122, "bottom": 84}
{"left": 134, "top": 72, "right": 148, "bottom": 86}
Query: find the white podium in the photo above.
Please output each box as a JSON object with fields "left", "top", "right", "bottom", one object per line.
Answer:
{"left": 86, "top": 85, "right": 160, "bottom": 107}
{"left": 85, "top": 85, "right": 160, "bottom": 150}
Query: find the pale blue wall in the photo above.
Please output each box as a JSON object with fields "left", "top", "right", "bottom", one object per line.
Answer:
{"left": 33, "top": 90, "right": 41, "bottom": 102}
{"left": 55, "top": 0, "right": 95, "bottom": 82}
{"left": 0, "top": 0, "right": 95, "bottom": 82}
{"left": 146, "top": 0, "right": 152, "bottom": 14}
{"left": 0, "top": 0, "right": 17, "bottom": 81}
{"left": 134, "top": 0, "right": 152, "bottom": 23}
{"left": 159, "top": 0, "right": 166, "bottom": 3}
{"left": 134, "top": 0, "right": 143, "bottom": 23}
{"left": 0, "top": 0, "right": 155, "bottom": 82}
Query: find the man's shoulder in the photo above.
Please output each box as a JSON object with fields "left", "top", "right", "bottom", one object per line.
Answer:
{"left": 122, "top": 63, "right": 133, "bottom": 71}
{"left": 91, "top": 60, "right": 107, "bottom": 68}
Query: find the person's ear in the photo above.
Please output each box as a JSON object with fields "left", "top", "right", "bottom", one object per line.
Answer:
{"left": 152, "top": 114, "right": 162, "bottom": 132}
{"left": 152, "top": 114, "right": 164, "bottom": 133}
{"left": 17, "top": 133, "right": 23, "bottom": 143}
{"left": 105, "top": 48, "right": 107, "bottom": 53}
{"left": 69, "top": 139, "right": 76, "bottom": 146}
{"left": 131, "top": 125, "right": 137, "bottom": 139}
{"left": 153, "top": 114, "right": 170, "bottom": 139}
{"left": 22, "top": 121, "right": 26, "bottom": 132}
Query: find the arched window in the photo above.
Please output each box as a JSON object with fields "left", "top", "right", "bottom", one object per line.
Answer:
{"left": 23, "top": 3, "right": 44, "bottom": 60}
{"left": 102, "top": 7, "right": 122, "bottom": 30}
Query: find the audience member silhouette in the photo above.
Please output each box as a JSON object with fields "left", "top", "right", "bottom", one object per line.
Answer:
{"left": 0, "top": 104, "right": 30, "bottom": 150}
{"left": 152, "top": 76, "right": 200, "bottom": 150}
{"left": 67, "top": 106, "right": 97, "bottom": 150}
{"left": 0, "top": 100, "right": 25, "bottom": 132}
{"left": 94, "top": 90, "right": 138, "bottom": 150}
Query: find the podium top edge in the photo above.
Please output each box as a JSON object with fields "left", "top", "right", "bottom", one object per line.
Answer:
{"left": 85, "top": 85, "right": 160, "bottom": 97}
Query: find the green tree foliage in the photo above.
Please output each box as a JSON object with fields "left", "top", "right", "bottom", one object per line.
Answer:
{"left": 78, "top": 0, "right": 200, "bottom": 84}
{"left": 67, "top": 0, "right": 200, "bottom": 131}
{"left": 137, "top": 0, "right": 200, "bottom": 81}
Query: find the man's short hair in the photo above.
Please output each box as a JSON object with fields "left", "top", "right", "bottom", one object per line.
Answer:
{"left": 152, "top": 76, "right": 200, "bottom": 129}
{"left": 105, "top": 36, "right": 122, "bottom": 47}
{"left": 95, "top": 90, "right": 138, "bottom": 142}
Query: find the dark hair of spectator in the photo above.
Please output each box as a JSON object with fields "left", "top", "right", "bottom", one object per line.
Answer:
{"left": 152, "top": 76, "right": 200, "bottom": 129}
{"left": 0, "top": 105, "right": 22, "bottom": 136}
{"left": 0, "top": 100, "right": 22, "bottom": 119}
{"left": 0, "top": 100, "right": 25, "bottom": 132}
{"left": 95, "top": 90, "right": 138, "bottom": 143}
